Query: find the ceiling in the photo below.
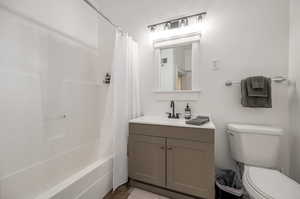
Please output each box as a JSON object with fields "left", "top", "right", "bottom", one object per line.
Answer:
{"left": 96, "top": 0, "right": 211, "bottom": 37}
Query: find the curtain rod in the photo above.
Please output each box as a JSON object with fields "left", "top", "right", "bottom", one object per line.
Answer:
{"left": 83, "top": 0, "right": 123, "bottom": 31}
{"left": 147, "top": 12, "right": 207, "bottom": 28}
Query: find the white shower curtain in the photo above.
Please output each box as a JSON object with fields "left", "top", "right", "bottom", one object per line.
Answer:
{"left": 111, "top": 30, "right": 141, "bottom": 190}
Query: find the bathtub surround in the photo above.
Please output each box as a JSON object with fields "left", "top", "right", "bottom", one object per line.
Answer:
{"left": 0, "top": 0, "right": 142, "bottom": 196}
{"left": 111, "top": 31, "right": 141, "bottom": 190}
{"left": 0, "top": 0, "right": 115, "bottom": 198}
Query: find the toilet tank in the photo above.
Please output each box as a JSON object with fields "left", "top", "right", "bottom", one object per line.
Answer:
{"left": 227, "top": 123, "right": 283, "bottom": 169}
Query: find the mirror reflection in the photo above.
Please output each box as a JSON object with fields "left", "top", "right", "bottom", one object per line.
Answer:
{"left": 159, "top": 44, "right": 192, "bottom": 91}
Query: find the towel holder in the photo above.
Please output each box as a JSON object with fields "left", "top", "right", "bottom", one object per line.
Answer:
{"left": 225, "top": 76, "right": 289, "bottom": 86}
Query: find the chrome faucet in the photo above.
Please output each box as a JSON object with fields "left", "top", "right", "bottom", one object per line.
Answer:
{"left": 167, "top": 100, "right": 180, "bottom": 119}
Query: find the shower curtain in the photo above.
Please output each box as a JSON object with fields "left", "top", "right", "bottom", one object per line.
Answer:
{"left": 111, "top": 30, "right": 141, "bottom": 190}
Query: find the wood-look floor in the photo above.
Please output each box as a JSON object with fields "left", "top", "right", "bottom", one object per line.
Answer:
{"left": 103, "top": 186, "right": 169, "bottom": 199}
{"left": 103, "top": 185, "right": 131, "bottom": 199}
{"left": 104, "top": 185, "right": 249, "bottom": 199}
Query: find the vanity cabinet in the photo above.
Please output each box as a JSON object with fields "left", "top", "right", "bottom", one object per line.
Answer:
{"left": 128, "top": 121, "right": 215, "bottom": 199}
{"left": 166, "top": 139, "right": 213, "bottom": 198}
{"left": 128, "top": 135, "right": 166, "bottom": 187}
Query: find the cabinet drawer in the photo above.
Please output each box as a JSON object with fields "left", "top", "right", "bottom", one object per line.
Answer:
{"left": 129, "top": 123, "right": 214, "bottom": 143}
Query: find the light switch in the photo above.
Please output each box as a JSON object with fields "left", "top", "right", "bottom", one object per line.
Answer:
{"left": 212, "top": 60, "right": 220, "bottom": 71}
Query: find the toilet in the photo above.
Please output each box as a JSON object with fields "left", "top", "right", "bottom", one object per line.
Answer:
{"left": 227, "top": 123, "right": 300, "bottom": 199}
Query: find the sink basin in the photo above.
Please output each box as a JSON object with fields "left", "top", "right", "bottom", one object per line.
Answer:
{"left": 129, "top": 115, "right": 215, "bottom": 129}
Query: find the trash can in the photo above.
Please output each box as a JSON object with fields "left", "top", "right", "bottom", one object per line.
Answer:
{"left": 215, "top": 169, "right": 243, "bottom": 199}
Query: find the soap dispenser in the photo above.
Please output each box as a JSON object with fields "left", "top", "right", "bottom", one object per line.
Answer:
{"left": 184, "top": 103, "right": 192, "bottom": 120}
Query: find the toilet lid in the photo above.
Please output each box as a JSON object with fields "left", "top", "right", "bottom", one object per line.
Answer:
{"left": 244, "top": 166, "right": 300, "bottom": 199}
{"left": 227, "top": 123, "right": 283, "bottom": 135}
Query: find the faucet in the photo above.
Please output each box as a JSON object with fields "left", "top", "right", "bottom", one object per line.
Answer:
{"left": 167, "top": 100, "right": 180, "bottom": 119}
{"left": 170, "top": 100, "right": 175, "bottom": 118}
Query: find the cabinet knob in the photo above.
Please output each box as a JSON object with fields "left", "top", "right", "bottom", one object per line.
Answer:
{"left": 167, "top": 147, "right": 172, "bottom": 150}
{"left": 160, "top": 146, "right": 165, "bottom": 150}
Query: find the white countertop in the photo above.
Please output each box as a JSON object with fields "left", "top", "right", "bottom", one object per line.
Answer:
{"left": 130, "top": 115, "right": 216, "bottom": 130}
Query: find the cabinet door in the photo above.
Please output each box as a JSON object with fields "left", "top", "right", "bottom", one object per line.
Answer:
{"left": 166, "top": 138, "right": 214, "bottom": 198}
{"left": 128, "top": 135, "right": 166, "bottom": 187}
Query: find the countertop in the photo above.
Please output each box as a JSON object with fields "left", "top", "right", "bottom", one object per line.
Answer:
{"left": 129, "top": 115, "right": 216, "bottom": 130}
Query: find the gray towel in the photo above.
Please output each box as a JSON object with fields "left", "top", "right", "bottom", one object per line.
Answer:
{"left": 241, "top": 76, "right": 272, "bottom": 108}
{"left": 250, "top": 76, "right": 265, "bottom": 89}
{"left": 246, "top": 77, "right": 268, "bottom": 97}
{"left": 186, "top": 116, "right": 209, "bottom": 126}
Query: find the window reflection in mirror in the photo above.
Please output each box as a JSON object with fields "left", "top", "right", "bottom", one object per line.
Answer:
{"left": 159, "top": 44, "right": 192, "bottom": 91}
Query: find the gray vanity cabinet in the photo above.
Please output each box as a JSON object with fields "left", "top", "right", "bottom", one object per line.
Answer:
{"left": 128, "top": 123, "right": 215, "bottom": 199}
{"left": 128, "top": 135, "right": 166, "bottom": 187}
{"left": 166, "top": 139, "right": 213, "bottom": 198}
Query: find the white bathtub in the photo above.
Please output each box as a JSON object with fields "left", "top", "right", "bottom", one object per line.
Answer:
{"left": 36, "top": 156, "right": 113, "bottom": 199}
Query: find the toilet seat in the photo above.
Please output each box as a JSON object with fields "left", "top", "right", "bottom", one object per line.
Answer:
{"left": 243, "top": 166, "right": 300, "bottom": 199}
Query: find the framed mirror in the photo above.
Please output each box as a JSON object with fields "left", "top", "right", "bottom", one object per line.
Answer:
{"left": 159, "top": 44, "right": 192, "bottom": 91}
{"left": 153, "top": 34, "right": 201, "bottom": 93}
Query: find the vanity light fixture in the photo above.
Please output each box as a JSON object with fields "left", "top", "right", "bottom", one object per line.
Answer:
{"left": 164, "top": 22, "right": 171, "bottom": 30}
{"left": 148, "top": 12, "right": 206, "bottom": 41}
{"left": 180, "top": 18, "right": 188, "bottom": 27}
{"left": 197, "top": 14, "right": 203, "bottom": 22}
{"left": 150, "top": 26, "right": 156, "bottom": 32}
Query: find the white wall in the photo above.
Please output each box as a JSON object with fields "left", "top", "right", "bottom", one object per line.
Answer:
{"left": 289, "top": 0, "right": 300, "bottom": 183}
{"left": 97, "top": 0, "right": 290, "bottom": 171}
{"left": 0, "top": 0, "right": 114, "bottom": 198}
{"left": 0, "top": 0, "right": 99, "bottom": 48}
{"left": 140, "top": 0, "right": 290, "bottom": 171}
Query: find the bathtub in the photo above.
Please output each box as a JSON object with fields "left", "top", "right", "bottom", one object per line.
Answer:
{"left": 36, "top": 156, "right": 113, "bottom": 199}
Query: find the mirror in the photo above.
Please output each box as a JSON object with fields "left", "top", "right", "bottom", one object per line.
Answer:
{"left": 159, "top": 44, "right": 192, "bottom": 91}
